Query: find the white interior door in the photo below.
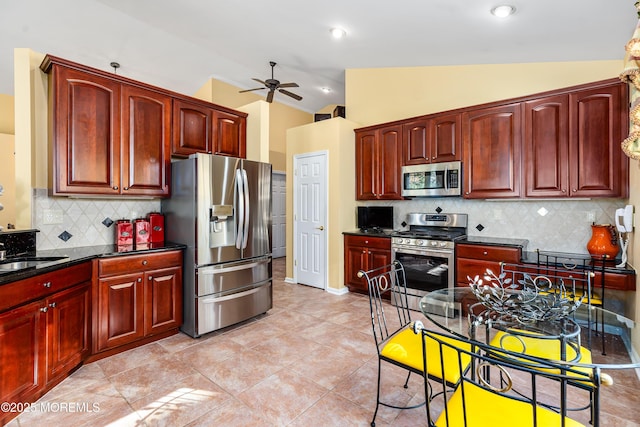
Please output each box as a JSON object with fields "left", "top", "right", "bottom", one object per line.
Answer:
{"left": 294, "top": 152, "right": 327, "bottom": 289}
{"left": 272, "top": 172, "right": 286, "bottom": 258}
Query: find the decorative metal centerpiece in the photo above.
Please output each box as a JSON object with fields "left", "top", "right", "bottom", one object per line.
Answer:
{"left": 468, "top": 269, "right": 583, "bottom": 325}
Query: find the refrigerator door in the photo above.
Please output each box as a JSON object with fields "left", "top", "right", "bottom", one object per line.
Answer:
{"left": 197, "top": 154, "right": 242, "bottom": 266}
{"left": 240, "top": 159, "right": 272, "bottom": 259}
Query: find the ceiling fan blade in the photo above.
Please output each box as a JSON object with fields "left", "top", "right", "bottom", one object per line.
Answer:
{"left": 278, "top": 82, "right": 299, "bottom": 88}
{"left": 238, "top": 87, "right": 265, "bottom": 93}
{"left": 266, "top": 90, "right": 275, "bottom": 103}
{"left": 278, "top": 89, "right": 302, "bottom": 101}
{"left": 252, "top": 78, "right": 267, "bottom": 85}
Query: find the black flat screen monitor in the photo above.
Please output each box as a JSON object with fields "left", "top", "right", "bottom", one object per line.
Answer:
{"left": 357, "top": 206, "right": 394, "bottom": 231}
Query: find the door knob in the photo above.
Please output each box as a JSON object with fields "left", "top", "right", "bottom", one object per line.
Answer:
{"left": 316, "top": 226, "right": 324, "bottom": 231}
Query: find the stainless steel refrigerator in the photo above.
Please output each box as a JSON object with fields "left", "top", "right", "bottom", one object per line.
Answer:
{"left": 162, "top": 153, "right": 272, "bottom": 337}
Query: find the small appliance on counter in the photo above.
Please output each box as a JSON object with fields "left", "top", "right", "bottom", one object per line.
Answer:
{"left": 615, "top": 205, "right": 634, "bottom": 268}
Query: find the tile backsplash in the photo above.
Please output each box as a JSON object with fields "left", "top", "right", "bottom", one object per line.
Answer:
{"left": 370, "top": 198, "right": 626, "bottom": 255}
{"left": 32, "top": 189, "right": 161, "bottom": 250}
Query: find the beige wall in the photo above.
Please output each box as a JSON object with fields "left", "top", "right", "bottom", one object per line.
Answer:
{"left": 0, "top": 134, "right": 16, "bottom": 228}
{"left": 346, "top": 60, "right": 624, "bottom": 126}
{"left": 286, "top": 118, "right": 358, "bottom": 289}
{"left": 0, "top": 95, "right": 15, "bottom": 134}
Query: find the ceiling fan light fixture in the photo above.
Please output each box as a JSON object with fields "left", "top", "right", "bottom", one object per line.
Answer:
{"left": 491, "top": 5, "right": 516, "bottom": 18}
{"left": 330, "top": 27, "right": 347, "bottom": 39}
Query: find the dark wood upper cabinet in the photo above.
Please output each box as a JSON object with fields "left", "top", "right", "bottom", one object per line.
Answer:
{"left": 402, "top": 113, "right": 460, "bottom": 165}
{"left": 172, "top": 99, "right": 212, "bottom": 156}
{"left": 121, "top": 85, "right": 171, "bottom": 196}
{"left": 212, "top": 110, "right": 247, "bottom": 158}
{"left": 524, "top": 94, "right": 569, "bottom": 197}
{"left": 355, "top": 125, "right": 403, "bottom": 200}
{"left": 462, "top": 103, "right": 522, "bottom": 198}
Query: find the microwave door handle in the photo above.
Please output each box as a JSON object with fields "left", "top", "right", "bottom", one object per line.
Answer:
{"left": 443, "top": 167, "right": 449, "bottom": 190}
{"left": 235, "top": 168, "right": 244, "bottom": 249}
{"left": 241, "top": 168, "right": 250, "bottom": 249}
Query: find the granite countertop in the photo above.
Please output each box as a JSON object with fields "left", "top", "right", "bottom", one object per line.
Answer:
{"left": 457, "top": 236, "right": 529, "bottom": 249}
{"left": 0, "top": 242, "right": 186, "bottom": 285}
{"left": 343, "top": 229, "right": 394, "bottom": 237}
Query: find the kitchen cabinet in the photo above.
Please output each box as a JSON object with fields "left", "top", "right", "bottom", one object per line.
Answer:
{"left": 0, "top": 262, "right": 92, "bottom": 426}
{"left": 524, "top": 81, "right": 628, "bottom": 198}
{"left": 344, "top": 234, "right": 392, "bottom": 293}
{"left": 455, "top": 243, "right": 522, "bottom": 287}
{"left": 355, "top": 124, "right": 403, "bottom": 200}
{"left": 94, "top": 250, "right": 183, "bottom": 353}
{"left": 462, "top": 103, "right": 522, "bottom": 198}
{"left": 403, "top": 113, "right": 461, "bottom": 165}
{"left": 43, "top": 56, "right": 171, "bottom": 197}
{"left": 172, "top": 98, "right": 247, "bottom": 158}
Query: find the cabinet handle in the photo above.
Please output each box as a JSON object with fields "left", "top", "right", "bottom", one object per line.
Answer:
{"left": 483, "top": 251, "right": 488, "bottom": 255}
{"left": 432, "top": 156, "right": 436, "bottom": 160}
{"left": 49, "top": 302, "right": 56, "bottom": 308}
{"left": 365, "top": 240, "right": 368, "bottom": 244}
{"left": 43, "top": 282, "right": 51, "bottom": 288}
{"left": 40, "top": 306, "right": 48, "bottom": 313}
{"left": 113, "top": 186, "right": 119, "bottom": 190}
{"left": 148, "top": 276, "right": 153, "bottom": 281}
{"left": 562, "top": 189, "right": 566, "bottom": 193}
{"left": 465, "top": 191, "right": 470, "bottom": 195}
{"left": 572, "top": 188, "right": 577, "bottom": 192}
{"left": 137, "top": 278, "right": 142, "bottom": 282}
{"left": 124, "top": 187, "right": 129, "bottom": 191}
{"left": 142, "top": 260, "right": 148, "bottom": 265}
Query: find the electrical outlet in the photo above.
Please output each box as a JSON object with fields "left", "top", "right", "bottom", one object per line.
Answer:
{"left": 43, "top": 209, "right": 63, "bottom": 225}
{"left": 586, "top": 211, "right": 596, "bottom": 223}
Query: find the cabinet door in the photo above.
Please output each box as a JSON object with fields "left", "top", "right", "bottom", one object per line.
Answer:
{"left": 144, "top": 266, "right": 183, "bottom": 335}
{"left": 47, "top": 283, "right": 91, "bottom": 382}
{"left": 463, "top": 103, "right": 522, "bottom": 198}
{"left": 212, "top": 110, "right": 247, "bottom": 158}
{"left": 96, "top": 273, "right": 144, "bottom": 351}
{"left": 432, "top": 113, "right": 461, "bottom": 162}
{"left": 524, "top": 95, "right": 569, "bottom": 197}
{"left": 51, "top": 66, "right": 121, "bottom": 195}
{"left": 403, "top": 119, "right": 430, "bottom": 165}
{"left": 369, "top": 247, "right": 392, "bottom": 271}
{"left": 569, "top": 83, "right": 628, "bottom": 197}
{"left": 172, "top": 99, "right": 212, "bottom": 156}
{"left": 345, "top": 244, "right": 368, "bottom": 291}
{"left": 0, "top": 301, "right": 46, "bottom": 406}
{"left": 355, "top": 129, "right": 378, "bottom": 200}
{"left": 121, "top": 85, "right": 171, "bottom": 197}
{"left": 378, "top": 125, "right": 403, "bottom": 200}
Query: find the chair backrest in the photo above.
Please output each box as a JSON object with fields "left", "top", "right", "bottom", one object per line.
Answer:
{"left": 415, "top": 325, "right": 603, "bottom": 426}
{"left": 499, "top": 262, "right": 594, "bottom": 304}
{"left": 359, "top": 261, "right": 412, "bottom": 351}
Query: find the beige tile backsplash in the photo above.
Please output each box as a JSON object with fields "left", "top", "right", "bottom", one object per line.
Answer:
{"left": 33, "top": 188, "right": 161, "bottom": 250}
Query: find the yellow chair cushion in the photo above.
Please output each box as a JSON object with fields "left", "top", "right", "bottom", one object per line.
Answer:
{"left": 435, "top": 380, "right": 585, "bottom": 427}
{"left": 380, "top": 327, "right": 472, "bottom": 385}
{"left": 489, "top": 330, "right": 593, "bottom": 380}
{"left": 539, "top": 289, "right": 602, "bottom": 306}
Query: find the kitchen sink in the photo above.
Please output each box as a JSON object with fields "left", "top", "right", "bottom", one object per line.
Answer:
{"left": 0, "top": 256, "right": 70, "bottom": 271}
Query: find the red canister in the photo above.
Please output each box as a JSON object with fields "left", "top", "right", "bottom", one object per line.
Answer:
{"left": 148, "top": 213, "right": 165, "bottom": 243}
{"left": 135, "top": 219, "right": 150, "bottom": 244}
{"left": 116, "top": 220, "right": 133, "bottom": 246}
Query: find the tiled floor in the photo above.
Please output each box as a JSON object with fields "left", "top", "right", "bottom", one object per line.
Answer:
{"left": 8, "top": 258, "right": 640, "bottom": 426}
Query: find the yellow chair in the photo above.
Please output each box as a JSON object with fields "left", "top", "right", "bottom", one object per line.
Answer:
{"left": 414, "top": 325, "right": 605, "bottom": 427}
{"left": 360, "top": 261, "right": 472, "bottom": 427}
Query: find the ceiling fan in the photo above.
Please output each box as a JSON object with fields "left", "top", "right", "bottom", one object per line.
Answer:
{"left": 239, "top": 61, "right": 302, "bottom": 103}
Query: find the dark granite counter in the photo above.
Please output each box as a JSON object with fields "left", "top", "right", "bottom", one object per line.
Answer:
{"left": 0, "top": 242, "right": 186, "bottom": 285}
{"left": 457, "top": 236, "right": 529, "bottom": 250}
{"left": 342, "top": 229, "right": 393, "bottom": 238}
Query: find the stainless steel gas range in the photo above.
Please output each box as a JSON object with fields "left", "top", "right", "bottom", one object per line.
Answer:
{"left": 391, "top": 213, "right": 467, "bottom": 311}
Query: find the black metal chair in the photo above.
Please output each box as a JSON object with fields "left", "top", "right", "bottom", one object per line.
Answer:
{"left": 413, "top": 322, "right": 606, "bottom": 426}
{"left": 360, "top": 261, "right": 472, "bottom": 427}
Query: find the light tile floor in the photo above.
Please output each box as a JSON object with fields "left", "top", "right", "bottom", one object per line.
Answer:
{"left": 8, "top": 258, "right": 640, "bottom": 426}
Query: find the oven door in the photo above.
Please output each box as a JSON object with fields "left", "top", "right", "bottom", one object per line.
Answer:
{"left": 392, "top": 246, "right": 454, "bottom": 311}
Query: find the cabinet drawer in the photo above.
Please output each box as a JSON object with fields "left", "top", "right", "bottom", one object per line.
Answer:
{"left": 456, "top": 259, "right": 502, "bottom": 286}
{"left": 344, "top": 235, "right": 391, "bottom": 250}
{"left": 456, "top": 244, "right": 520, "bottom": 263}
{"left": 0, "top": 262, "right": 92, "bottom": 312}
{"left": 98, "top": 250, "right": 182, "bottom": 276}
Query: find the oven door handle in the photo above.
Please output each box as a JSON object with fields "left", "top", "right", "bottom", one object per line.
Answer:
{"left": 392, "top": 247, "right": 454, "bottom": 258}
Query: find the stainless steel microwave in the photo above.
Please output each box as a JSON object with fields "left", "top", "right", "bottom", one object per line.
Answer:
{"left": 401, "top": 161, "right": 462, "bottom": 197}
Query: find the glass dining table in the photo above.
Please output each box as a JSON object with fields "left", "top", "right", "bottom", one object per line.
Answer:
{"left": 419, "top": 287, "right": 640, "bottom": 371}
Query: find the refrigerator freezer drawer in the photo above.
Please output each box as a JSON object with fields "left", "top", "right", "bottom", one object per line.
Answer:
{"left": 197, "top": 282, "right": 272, "bottom": 335}
{"left": 196, "top": 256, "right": 270, "bottom": 297}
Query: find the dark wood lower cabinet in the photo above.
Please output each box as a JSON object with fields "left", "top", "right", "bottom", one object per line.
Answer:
{"left": 344, "top": 234, "right": 392, "bottom": 294}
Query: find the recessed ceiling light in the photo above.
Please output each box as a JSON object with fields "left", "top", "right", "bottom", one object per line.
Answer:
{"left": 321, "top": 87, "right": 332, "bottom": 94}
{"left": 330, "top": 27, "right": 347, "bottom": 39}
{"left": 491, "top": 5, "right": 516, "bottom": 18}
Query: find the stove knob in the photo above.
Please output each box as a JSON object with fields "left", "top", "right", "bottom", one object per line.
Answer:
{"left": 440, "top": 242, "right": 448, "bottom": 248}
{"left": 416, "top": 240, "right": 424, "bottom": 246}
{"left": 431, "top": 241, "right": 438, "bottom": 247}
